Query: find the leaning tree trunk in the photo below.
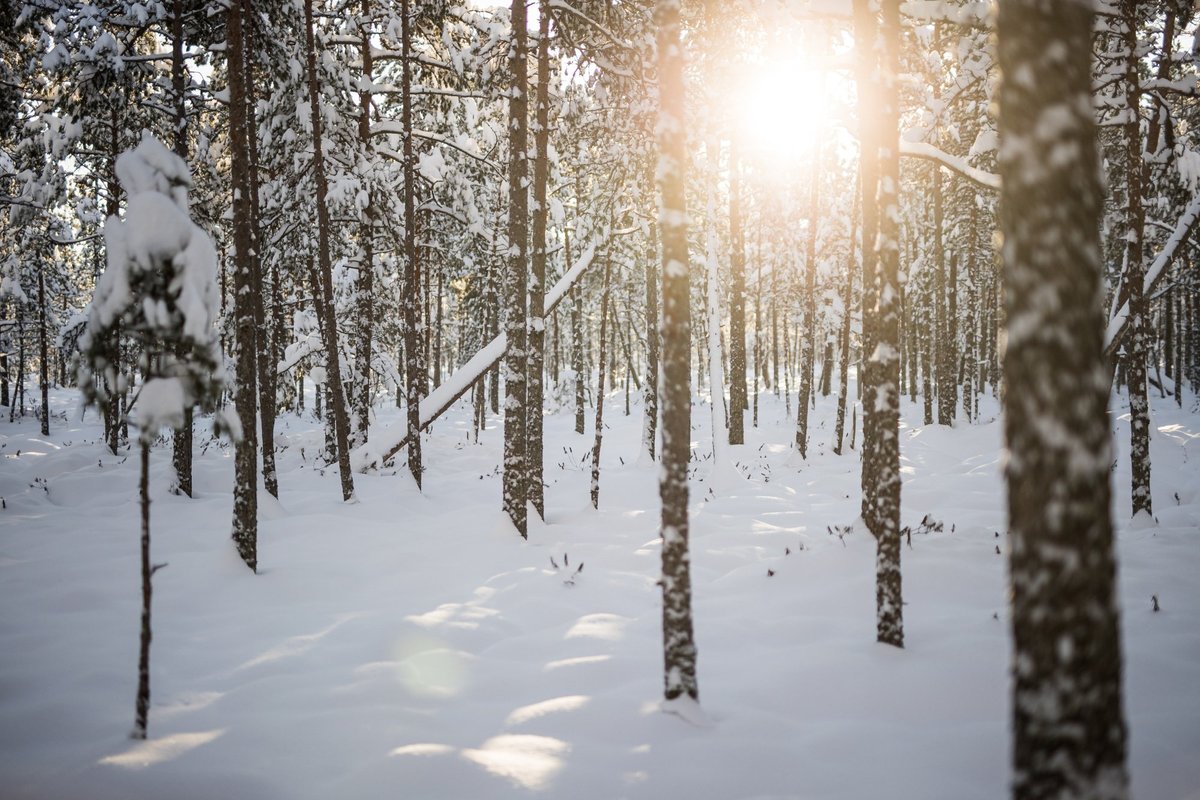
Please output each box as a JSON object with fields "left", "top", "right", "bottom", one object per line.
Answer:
{"left": 303, "top": 0, "right": 356, "bottom": 502}
{"left": 503, "top": 0, "right": 530, "bottom": 537}
{"left": 997, "top": 0, "right": 1131, "bottom": 796}
{"left": 228, "top": 0, "right": 259, "bottom": 570}
{"left": 655, "top": 0, "right": 699, "bottom": 703}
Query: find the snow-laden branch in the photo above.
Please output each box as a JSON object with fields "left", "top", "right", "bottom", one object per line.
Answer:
{"left": 1104, "top": 189, "right": 1200, "bottom": 356}
{"left": 351, "top": 240, "right": 599, "bottom": 472}
{"left": 899, "top": 140, "right": 1001, "bottom": 191}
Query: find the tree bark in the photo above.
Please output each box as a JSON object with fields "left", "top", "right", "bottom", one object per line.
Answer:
{"left": 503, "top": 0, "right": 530, "bottom": 536}
{"left": 655, "top": 0, "right": 699, "bottom": 703}
{"left": 401, "top": 0, "right": 423, "bottom": 489}
{"left": 728, "top": 140, "right": 746, "bottom": 445}
{"left": 590, "top": 257, "right": 612, "bottom": 508}
{"left": 228, "top": 0, "right": 258, "bottom": 570}
{"left": 528, "top": 0, "right": 551, "bottom": 520}
{"left": 304, "top": 0, "right": 356, "bottom": 502}
{"left": 998, "top": 1, "right": 1131, "bottom": 795}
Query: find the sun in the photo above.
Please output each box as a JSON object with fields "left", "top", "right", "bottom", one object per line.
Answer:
{"left": 731, "top": 56, "right": 835, "bottom": 165}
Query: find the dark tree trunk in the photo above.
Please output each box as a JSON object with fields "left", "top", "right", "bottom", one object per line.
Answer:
{"left": 853, "top": 0, "right": 881, "bottom": 531}
{"left": 169, "top": 0, "right": 193, "bottom": 497}
{"left": 354, "top": 0, "right": 376, "bottom": 449}
{"left": 401, "top": 0, "right": 423, "bottom": 489}
{"left": 642, "top": 209, "right": 659, "bottom": 458}
{"left": 528, "top": 0, "right": 551, "bottom": 520}
{"left": 303, "top": 0, "right": 355, "bottom": 501}
{"left": 998, "top": 1, "right": 1131, "bottom": 795}
{"left": 934, "top": 164, "right": 955, "bottom": 425}
{"left": 228, "top": 0, "right": 258, "bottom": 570}
{"left": 503, "top": 0, "right": 530, "bottom": 537}
{"left": 38, "top": 265, "right": 48, "bottom": 437}
{"left": 857, "top": 0, "right": 904, "bottom": 648}
{"left": 244, "top": 15, "right": 278, "bottom": 499}
{"left": 590, "top": 257, "right": 612, "bottom": 509}
{"left": 568, "top": 226, "right": 586, "bottom": 436}
{"left": 1123, "top": 0, "right": 1152, "bottom": 517}
{"left": 797, "top": 149, "right": 820, "bottom": 457}
{"left": 133, "top": 441, "right": 152, "bottom": 739}
{"left": 728, "top": 140, "right": 746, "bottom": 445}
{"left": 655, "top": 0, "right": 698, "bottom": 703}
{"left": 834, "top": 187, "right": 858, "bottom": 455}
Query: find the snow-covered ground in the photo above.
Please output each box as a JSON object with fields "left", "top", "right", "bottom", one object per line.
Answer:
{"left": 1, "top": 381, "right": 1198, "bottom": 799}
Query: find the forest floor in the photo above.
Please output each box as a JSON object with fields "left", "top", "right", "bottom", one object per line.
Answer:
{"left": 1, "top": 380, "right": 1198, "bottom": 800}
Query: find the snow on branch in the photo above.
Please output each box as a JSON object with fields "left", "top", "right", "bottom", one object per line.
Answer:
{"left": 1105, "top": 189, "right": 1200, "bottom": 356}
{"left": 899, "top": 140, "right": 1001, "bottom": 191}
{"left": 351, "top": 240, "right": 599, "bottom": 473}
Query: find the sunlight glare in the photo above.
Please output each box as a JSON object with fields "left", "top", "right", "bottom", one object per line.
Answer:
{"left": 733, "top": 56, "right": 831, "bottom": 165}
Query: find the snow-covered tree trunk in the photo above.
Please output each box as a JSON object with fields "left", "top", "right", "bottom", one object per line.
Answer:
{"left": 655, "top": 0, "right": 699, "bottom": 703}
{"left": 872, "top": 0, "right": 904, "bottom": 648}
{"left": 997, "top": 0, "right": 1130, "bottom": 795}
{"left": 355, "top": 0, "right": 376, "bottom": 451}
{"left": 728, "top": 142, "right": 746, "bottom": 446}
{"left": 852, "top": 0, "right": 881, "bottom": 527}
{"left": 503, "top": 0, "right": 530, "bottom": 537}
{"left": 169, "top": 0, "right": 192, "bottom": 497}
{"left": 303, "top": 0, "right": 355, "bottom": 503}
{"left": 401, "top": 0, "right": 423, "bottom": 489}
{"left": 1121, "top": 0, "right": 1152, "bottom": 518}
{"left": 228, "top": 0, "right": 259, "bottom": 570}
{"left": 797, "top": 150, "right": 820, "bottom": 457}
{"left": 590, "top": 257, "right": 612, "bottom": 509}
{"left": 642, "top": 203, "right": 659, "bottom": 460}
{"left": 528, "top": 0, "right": 551, "bottom": 520}
{"left": 834, "top": 187, "right": 858, "bottom": 456}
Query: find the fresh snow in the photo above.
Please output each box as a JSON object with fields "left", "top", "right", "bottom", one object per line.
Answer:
{"left": 1, "top": 381, "right": 1198, "bottom": 799}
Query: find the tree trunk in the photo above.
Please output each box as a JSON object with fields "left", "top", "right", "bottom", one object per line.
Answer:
{"left": 244, "top": 15, "right": 278, "bottom": 499}
{"left": 834, "top": 187, "right": 858, "bottom": 455}
{"left": 503, "top": 0, "right": 530, "bottom": 537}
{"left": 38, "top": 264, "right": 48, "bottom": 437}
{"left": 797, "top": 149, "right": 820, "bottom": 457}
{"left": 354, "top": 0, "right": 376, "bottom": 449}
{"left": 655, "top": 0, "right": 699, "bottom": 704}
{"left": 304, "top": 0, "right": 356, "bottom": 502}
{"left": 728, "top": 140, "right": 746, "bottom": 445}
{"left": 228, "top": 0, "right": 258, "bottom": 570}
{"left": 1123, "top": 0, "right": 1152, "bottom": 517}
{"left": 133, "top": 440, "right": 153, "bottom": 739}
{"left": 398, "top": 0, "right": 424, "bottom": 488}
{"left": 642, "top": 207, "right": 659, "bottom": 458}
{"left": 997, "top": 1, "right": 1131, "bottom": 794}
{"left": 859, "top": 0, "right": 904, "bottom": 648}
{"left": 528, "top": 0, "right": 551, "bottom": 520}
{"left": 590, "top": 257, "right": 612, "bottom": 509}
{"left": 169, "top": 0, "right": 193, "bottom": 497}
